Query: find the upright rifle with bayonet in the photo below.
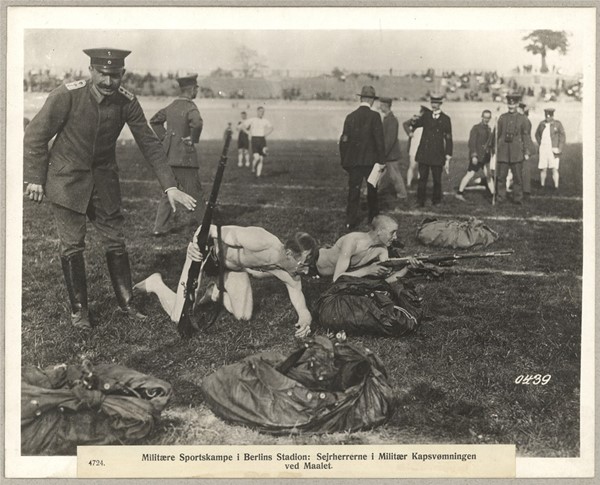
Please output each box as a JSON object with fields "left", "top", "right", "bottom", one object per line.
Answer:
{"left": 174, "top": 128, "right": 232, "bottom": 338}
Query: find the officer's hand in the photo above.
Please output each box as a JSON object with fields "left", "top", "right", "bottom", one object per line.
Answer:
{"left": 471, "top": 156, "right": 478, "bottom": 164}
{"left": 524, "top": 154, "right": 530, "bottom": 160}
{"left": 25, "top": 183, "right": 44, "bottom": 203}
{"left": 181, "top": 136, "right": 193, "bottom": 147}
{"left": 187, "top": 242, "right": 203, "bottom": 262}
{"left": 552, "top": 147, "right": 560, "bottom": 155}
{"left": 167, "top": 188, "right": 197, "bottom": 212}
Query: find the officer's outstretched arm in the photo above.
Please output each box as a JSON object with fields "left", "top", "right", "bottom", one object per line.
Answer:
{"left": 267, "top": 269, "right": 312, "bottom": 338}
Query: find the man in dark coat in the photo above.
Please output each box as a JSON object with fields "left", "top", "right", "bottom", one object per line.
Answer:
{"left": 455, "top": 109, "right": 494, "bottom": 201}
{"left": 410, "top": 94, "right": 453, "bottom": 206}
{"left": 377, "top": 97, "right": 407, "bottom": 200}
{"left": 490, "top": 93, "right": 531, "bottom": 204}
{"left": 339, "top": 85, "right": 385, "bottom": 229}
{"left": 23, "top": 48, "right": 197, "bottom": 329}
{"left": 150, "top": 73, "right": 204, "bottom": 236}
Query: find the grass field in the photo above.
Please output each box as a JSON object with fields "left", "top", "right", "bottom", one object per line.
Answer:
{"left": 21, "top": 139, "right": 582, "bottom": 457}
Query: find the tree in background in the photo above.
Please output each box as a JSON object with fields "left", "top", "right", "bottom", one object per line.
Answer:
{"left": 522, "top": 30, "right": 568, "bottom": 74}
{"left": 235, "top": 46, "right": 267, "bottom": 78}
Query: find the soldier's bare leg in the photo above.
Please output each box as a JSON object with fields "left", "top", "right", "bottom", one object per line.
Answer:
{"left": 256, "top": 156, "right": 264, "bottom": 177}
{"left": 133, "top": 273, "right": 176, "bottom": 315}
{"left": 251, "top": 153, "right": 260, "bottom": 173}
{"left": 551, "top": 168, "right": 559, "bottom": 189}
{"left": 483, "top": 164, "right": 495, "bottom": 194}
{"left": 540, "top": 168, "right": 547, "bottom": 187}
{"left": 205, "top": 271, "right": 253, "bottom": 320}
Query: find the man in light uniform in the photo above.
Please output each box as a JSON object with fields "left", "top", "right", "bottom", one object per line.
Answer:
{"left": 246, "top": 106, "right": 273, "bottom": 177}
{"left": 23, "top": 48, "right": 196, "bottom": 329}
{"left": 535, "top": 108, "right": 566, "bottom": 190}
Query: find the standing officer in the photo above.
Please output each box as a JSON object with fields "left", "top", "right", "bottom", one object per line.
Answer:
{"left": 23, "top": 48, "right": 197, "bottom": 329}
{"left": 491, "top": 93, "right": 531, "bottom": 204}
{"left": 339, "top": 85, "right": 385, "bottom": 230}
{"left": 410, "top": 94, "right": 453, "bottom": 207}
{"left": 150, "top": 73, "right": 204, "bottom": 236}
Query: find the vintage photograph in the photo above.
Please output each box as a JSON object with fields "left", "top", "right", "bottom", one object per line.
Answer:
{"left": 5, "top": 5, "right": 595, "bottom": 479}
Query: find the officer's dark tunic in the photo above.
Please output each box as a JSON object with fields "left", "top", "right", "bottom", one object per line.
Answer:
{"left": 24, "top": 79, "right": 177, "bottom": 255}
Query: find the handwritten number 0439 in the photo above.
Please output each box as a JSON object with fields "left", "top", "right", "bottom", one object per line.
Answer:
{"left": 515, "top": 374, "right": 551, "bottom": 385}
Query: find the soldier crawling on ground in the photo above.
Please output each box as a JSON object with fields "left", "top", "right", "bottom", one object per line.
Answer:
{"left": 134, "top": 215, "right": 418, "bottom": 337}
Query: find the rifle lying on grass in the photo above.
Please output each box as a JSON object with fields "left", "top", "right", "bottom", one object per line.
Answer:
{"left": 172, "top": 128, "right": 232, "bottom": 338}
{"left": 379, "top": 249, "right": 514, "bottom": 270}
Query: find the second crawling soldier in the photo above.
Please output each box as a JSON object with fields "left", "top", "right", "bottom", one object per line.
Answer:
{"left": 23, "top": 48, "right": 197, "bottom": 329}
{"left": 150, "top": 73, "right": 204, "bottom": 236}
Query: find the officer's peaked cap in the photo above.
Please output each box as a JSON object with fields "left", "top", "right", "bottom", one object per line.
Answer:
{"left": 84, "top": 48, "right": 131, "bottom": 73}
{"left": 177, "top": 73, "right": 199, "bottom": 88}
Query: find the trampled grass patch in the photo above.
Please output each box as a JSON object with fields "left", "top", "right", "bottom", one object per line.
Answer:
{"left": 21, "top": 140, "right": 583, "bottom": 456}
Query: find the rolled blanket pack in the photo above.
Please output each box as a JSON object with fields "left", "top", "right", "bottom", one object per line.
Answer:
{"left": 21, "top": 360, "right": 172, "bottom": 455}
{"left": 417, "top": 217, "right": 499, "bottom": 249}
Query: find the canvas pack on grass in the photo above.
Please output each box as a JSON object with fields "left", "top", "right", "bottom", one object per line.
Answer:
{"left": 417, "top": 217, "right": 499, "bottom": 249}
{"left": 201, "top": 335, "right": 394, "bottom": 434}
{"left": 21, "top": 360, "right": 172, "bottom": 455}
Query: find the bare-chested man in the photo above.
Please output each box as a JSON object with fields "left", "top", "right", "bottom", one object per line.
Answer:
{"left": 315, "top": 214, "right": 411, "bottom": 282}
{"left": 134, "top": 225, "right": 317, "bottom": 337}
{"left": 135, "top": 215, "right": 409, "bottom": 338}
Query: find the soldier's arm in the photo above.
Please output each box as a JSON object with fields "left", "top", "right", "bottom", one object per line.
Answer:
{"left": 468, "top": 126, "right": 478, "bottom": 158}
{"left": 188, "top": 107, "right": 203, "bottom": 143}
{"left": 339, "top": 116, "right": 352, "bottom": 162}
{"left": 149, "top": 108, "right": 167, "bottom": 140}
{"left": 264, "top": 119, "right": 274, "bottom": 137}
{"left": 373, "top": 113, "right": 386, "bottom": 164}
{"left": 557, "top": 121, "right": 566, "bottom": 152}
{"left": 522, "top": 118, "right": 531, "bottom": 157}
{"left": 444, "top": 118, "right": 453, "bottom": 157}
{"left": 402, "top": 119, "right": 413, "bottom": 136}
{"left": 262, "top": 268, "right": 312, "bottom": 337}
{"left": 534, "top": 122, "right": 543, "bottom": 145}
{"left": 23, "top": 88, "right": 71, "bottom": 186}
{"left": 125, "top": 96, "right": 196, "bottom": 211}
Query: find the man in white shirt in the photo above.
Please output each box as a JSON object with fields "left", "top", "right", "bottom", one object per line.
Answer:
{"left": 246, "top": 106, "right": 274, "bottom": 177}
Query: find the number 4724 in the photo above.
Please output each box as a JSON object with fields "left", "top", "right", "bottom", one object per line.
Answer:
{"left": 515, "top": 374, "right": 551, "bottom": 385}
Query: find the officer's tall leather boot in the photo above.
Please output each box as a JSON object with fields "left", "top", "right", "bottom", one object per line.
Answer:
{"left": 61, "top": 253, "right": 92, "bottom": 329}
{"left": 106, "top": 250, "right": 146, "bottom": 320}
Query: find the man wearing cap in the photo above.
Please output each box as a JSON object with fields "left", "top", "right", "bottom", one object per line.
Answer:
{"left": 409, "top": 94, "right": 453, "bottom": 207}
{"left": 23, "top": 48, "right": 197, "bottom": 329}
{"left": 150, "top": 73, "right": 204, "bottom": 236}
{"left": 377, "top": 97, "right": 407, "bottom": 200}
{"left": 339, "top": 85, "right": 385, "bottom": 230}
{"left": 535, "top": 108, "right": 566, "bottom": 190}
{"left": 517, "top": 102, "right": 534, "bottom": 197}
{"left": 490, "top": 93, "right": 531, "bottom": 204}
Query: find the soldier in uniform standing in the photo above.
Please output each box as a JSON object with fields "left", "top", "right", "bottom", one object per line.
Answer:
{"left": 490, "top": 93, "right": 531, "bottom": 204}
{"left": 23, "top": 48, "right": 197, "bottom": 329}
{"left": 410, "top": 94, "right": 453, "bottom": 207}
{"left": 150, "top": 73, "right": 204, "bottom": 236}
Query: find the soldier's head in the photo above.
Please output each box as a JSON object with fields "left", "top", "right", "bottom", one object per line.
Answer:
{"left": 481, "top": 110, "right": 492, "bottom": 125}
{"left": 358, "top": 85, "right": 378, "bottom": 107}
{"left": 84, "top": 48, "right": 130, "bottom": 96}
{"left": 284, "top": 232, "right": 319, "bottom": 276}
{"left": 544, "top": 108, "right": 555, "bottom": 121}
{"left": 506, "top": 93, "right": 520, "bottom": 113}
{"left": 371, "top": 215, "right": 399, "bottom": 247}
{"left": 257, "top": 106, "right": 265, "bottom": 118}
{"left": 177, "top": 74, "right": 199, "bottom": 99}
{"left": 241, "top": 111, "right": 247, "bottom": 120}
{"left": 379, "top": 97, "right": 393, "bottom": 114}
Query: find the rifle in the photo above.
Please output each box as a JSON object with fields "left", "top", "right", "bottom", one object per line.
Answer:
{"left": 173, "top": 128, "right": 232, "bottom": 338}
{"left": 379, "top": 249, "right": 514, "bottom": 270}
